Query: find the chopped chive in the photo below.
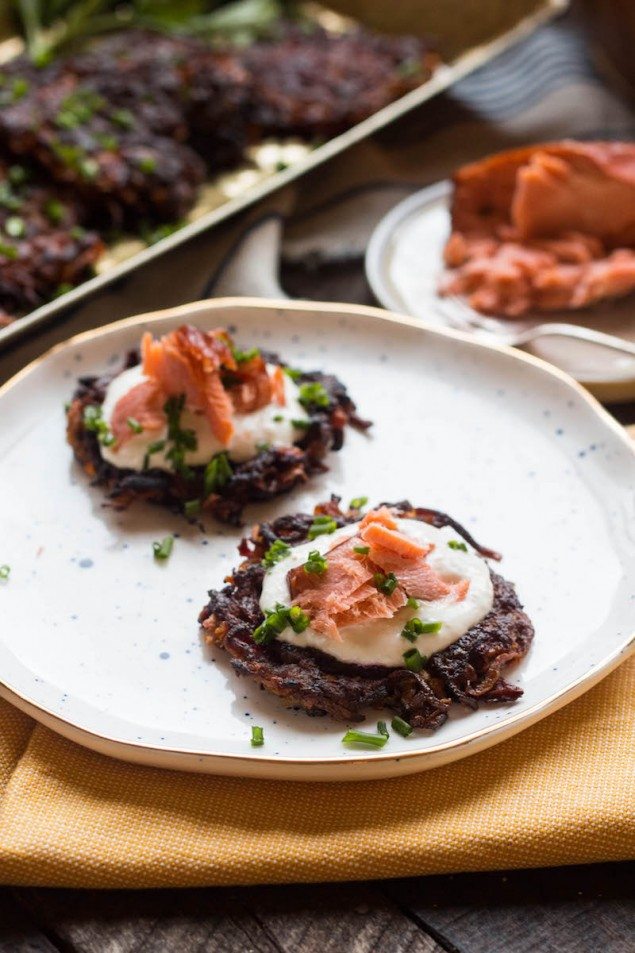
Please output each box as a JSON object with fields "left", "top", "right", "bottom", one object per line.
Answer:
{"left": 253, "top": 604, "right": 291, "bottom": 644}
{"left": 401, "top": 618, "right": 424, "bottom": 642}
{"left": 403, "top": 647, "right": 426, "bottom": 673}
{"left": 0, "top": 242, "right": 17, "bottom": 259}
{"left": 152, "top": 536, "right": 174, "bottom": 561}
{"left": 283, "top": 366, "right": 302, "bottom": 382}
{"left": 374, "top": 571, "right": 398, "bottom": 596}
{"left": 406, "top": 596, "right": 419, "bottom": 609}
{"left": 251, "top": 725, "right": 264, "bottom": 747}
{"left": 291, "top": 418, "right": 310, "bottom": 430}
{"left": 99, "top": 431, "right": 115, "bottom": 447}
{"left": 79, "top": 158, "right": 99, "bottom": 180}
{"left": 353, "top": 545, "right": 370, "bottom": 555}
{"left": 448, "top": 540, "right": 468, "bottom": 552}
{"left": 204, "top": 451, "right": 232, "bottom": 495}
{"left": 232, "top": 346, "right": 259, "bottom": 363}
{"left": 5, "top": 215, "right": 25, "bottom": 238}
{"left": 8, "top": 165, "right": 28, "bottom": 186}
{"left": 184, "top": 499, "right": 201, "bottom": 519}
{"left": 126, "top": 417, "right": 143, "bottom": 434}
{"left": 0, "top": 564, "right": 10, "bottom": 580}
{"left": 304, "top": 549, "right": 327, "bottom": 575}
{"left": 308, "top": 516, "right": 338, "bottom": 540}
{"left": 288, "top": 605, "right": 310, "bottom": 633}
{"left": 342, "top": 729, "right": 388, "bottom": 749}
{"left": 349, "top": 496, "right": 368, "bottom": 510}
{"left": 420, "top": 620, "right": 442, "bottom": 634}
{"left": 53, "top": 282, "right": 73, "bottom": 298}
{"left": 137, "top": 155, "right": 157, "bottom": 174}
{"left": 377, "top": 720, "right": 389, "bottom": 738}
{"left": 273, "top": 414, "right": 284, "bottom": 422}
{"left": 143, "top": 438, "right": 166, "bottom": 469}
{"left": 298, "top": 381, "right": 330, "bottom": 410}
{"left": 256, "top": 442, "right": 270, "bottom": 452}
{"left": 391, "top": 716, "right": 413, "bottom": 738}
{"left": 261, "top": 538, "right": 291, "bottom": 569}
{"left": 112, "top": 108, "right": 134, "bottom": 129}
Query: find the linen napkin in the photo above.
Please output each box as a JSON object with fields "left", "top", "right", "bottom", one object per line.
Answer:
{"left": 0, "top": 14, "right": 633, "bottom": 887}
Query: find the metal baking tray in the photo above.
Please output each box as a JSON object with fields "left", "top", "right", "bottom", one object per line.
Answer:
{"left": 0, "top": 0, "right": 567, "bottom": 350}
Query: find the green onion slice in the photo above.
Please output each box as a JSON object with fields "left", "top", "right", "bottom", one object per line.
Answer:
{"left": 448, "top": 540, "right": 468, "bottom": 552}
{"left": 391, "top": 716, "right": 413, "bottom": 738}
{"left": 303, "top": 550, "right": 327, "bottom": 575}
{"left": 251, "top": 726, "right": 264, "bottom": 747}
{"left": 342, "top": 729, "right": 388, "bottom": 749}
{"left": 152, "top": 536, "right": 174, "bottom": 561}
{"left": 262, "top": 539, "right": 291, "bottom": 569}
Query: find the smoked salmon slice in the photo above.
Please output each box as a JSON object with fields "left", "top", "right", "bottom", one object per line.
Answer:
{"left": 141, "top": 326, "right": 235, "bottom": 444}
{"left": 287, "top": 515, "right": 469, "bottom": 639}
{"left": 443, "top": 141, "right": 635, "bottom": 316}
{"left": 110, "top": 379, "right": 166, "bottom": 448}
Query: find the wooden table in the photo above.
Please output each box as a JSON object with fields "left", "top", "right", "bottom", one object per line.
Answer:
{"left": 1, "top": 863, "right": 633, "bottom": 951}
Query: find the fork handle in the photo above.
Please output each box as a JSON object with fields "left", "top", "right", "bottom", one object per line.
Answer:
{"left": 522, "top": 323, "right": 635, "bottom": 358}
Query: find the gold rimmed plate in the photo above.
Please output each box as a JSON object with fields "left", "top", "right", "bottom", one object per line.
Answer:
{"left": 0, "top": 298, "right": 632, "bottom": 780}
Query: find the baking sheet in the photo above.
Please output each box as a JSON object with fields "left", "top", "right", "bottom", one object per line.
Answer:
{"left": 0, "top": 0, "right": 568, "bottom": 349}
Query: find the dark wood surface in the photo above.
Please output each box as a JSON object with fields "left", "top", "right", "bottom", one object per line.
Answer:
{"left": 0, "top": 864, "right": 633, "bottom": 952}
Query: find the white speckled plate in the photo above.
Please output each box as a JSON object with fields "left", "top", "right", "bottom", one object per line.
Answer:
{"left": 0, "top": 299, "right": 633, "bottom": 781}
{"left": 366, "top": 183, "right": 635, "bottom": 403}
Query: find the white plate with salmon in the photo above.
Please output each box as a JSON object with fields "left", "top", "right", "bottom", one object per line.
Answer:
{"left": 0, "top": 298, "right": 633, "bottom": 781}
{"left": 366, "top": 141, "right": 635, "bottom": 402}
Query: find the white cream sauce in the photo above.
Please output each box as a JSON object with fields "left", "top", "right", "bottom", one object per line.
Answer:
{"left": 260, "top": 518, "right": 494, "bottom": 666}
{"left": 99, "top": 363, "right": 310, "bottom": 470}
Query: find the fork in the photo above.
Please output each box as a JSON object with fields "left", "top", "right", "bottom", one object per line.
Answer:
{"left": 433, "top": 295, "right": 635, "bottom": 358}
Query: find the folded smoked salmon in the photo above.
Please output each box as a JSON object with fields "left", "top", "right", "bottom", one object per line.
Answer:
{"left": 440, "top": 141, "right": 635, "bottom": 317}
{"left": 199, "top": 499, "right": 534, "bottom": 729}
{"left": 66, "top": 324, "right": 369, "bottom": 524}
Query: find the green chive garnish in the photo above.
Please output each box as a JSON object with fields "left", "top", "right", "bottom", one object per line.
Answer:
{"left": 291, "top": 418, "right": 310, "bottom": 430}
{"left": 308, "top": 515, "right": 338, "bottom": 540}
{"left": 152, "top": 536, "right": 174, "bottom": 561}
{"left": 403, "top": 647, "right": 426, "bottom": 673}
{"left": 184, "top": 499, "right": 201, "bottom": 519}
{"left": 304, "top": 550, "right": 327, "bottom": 575}
{"left": 342, "top": 729, "right": 388, "bottom": 749}
{"left": 204, "top": 451, "right": 232, "bottom": 495}
{"left": 143, "top": 439, "right": 166, "bottom": 470}
{"left": 406, "top": 596, "right": 419, "bottom": 609}
{"left": 5, "top": 216, "right": 25, "bottom": 238}
{"left": 391, "top": 716, "right": 413, "bottom": 738}
{"left": 261, "top": 539, "right": 291, "bottom": 569}
{"left": 377, "top": 720, "right": 389, "bottom": 738}
{"left": 273, "top": 414, "right": 284, "bottom": 422}
{"left": 137, "top": 155, "right": 157, "bottom": 174}
{"left": 251, "top": 725, "right": 264, "bottom": 747}
{"left": 112, "top": 108, "right": 134, "bottom": 129}
{"left": 349, "top": 496, "right": 368, "bottom": 510}
{"left": 353, "top": 545, "right": 370, "bottom": 555}
{"left": 288, "top": 605, "right": 310, "bottom": 633}
{"left": 253, "top": 604, "right": 292, "bottom": 644}
{"left": 0, "top": 564, "right": 10, "bottom": 580}
{"left": 0, "top": 242, "right": 17, "bottom": 259}
{"left": 374, "top": 571, "right": 398, "bottom": 596}
{"left": 298, "top": 381, "right": 330, "bottom": 410}
{"left": 420, "top": 620, "right": 442, "bottom": 633}
{"left": 448, "top": 540, "right": 468, "bottom": 552}
{"left": 126, "top": 417, "right": 143, "bottom": 434}
{"left": 232, "top": 346, "right": 260, "bottom": 363}
{"left": 283, "top": 366, "right": 302, "bottom": 382}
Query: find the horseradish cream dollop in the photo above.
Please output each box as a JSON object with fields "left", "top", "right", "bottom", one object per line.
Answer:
{"left": 100, "top": 363, "right": 310, "bottom": 470}
{"left": 259, "top": 518, "right": 494, "bottom": 666}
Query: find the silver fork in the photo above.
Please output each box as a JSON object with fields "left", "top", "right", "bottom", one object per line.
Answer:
{"left": 433, "top": 295, "right": 635, "bottom": 358}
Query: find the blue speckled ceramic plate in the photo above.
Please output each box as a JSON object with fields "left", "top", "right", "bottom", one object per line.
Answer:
{"left": 0, "top": 299, "right": 633, "bottom": 781}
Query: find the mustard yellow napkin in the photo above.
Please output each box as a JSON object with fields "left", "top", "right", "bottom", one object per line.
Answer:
{"left": 0, "top": 658, "right": 632, "bottom": 888}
